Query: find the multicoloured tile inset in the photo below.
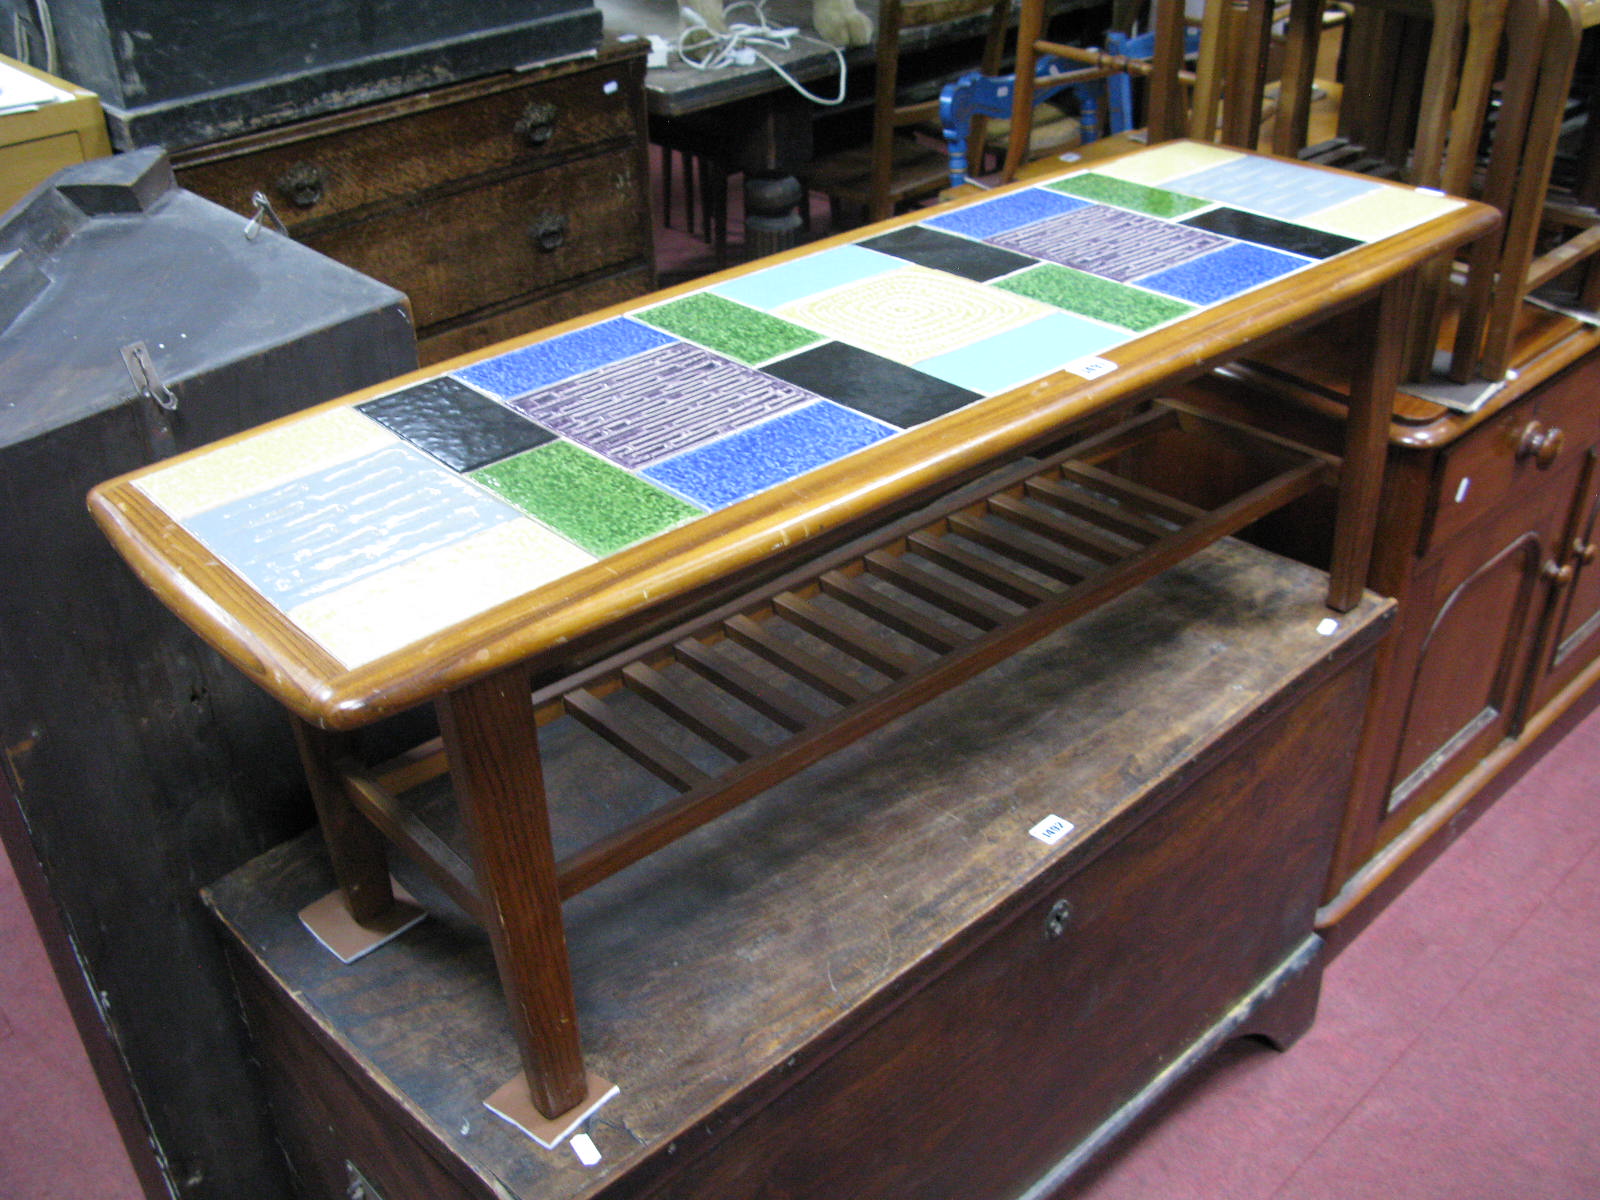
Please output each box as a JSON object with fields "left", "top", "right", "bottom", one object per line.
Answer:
{"left": 128, "top": 146, "right": 1467, "bottom": 667}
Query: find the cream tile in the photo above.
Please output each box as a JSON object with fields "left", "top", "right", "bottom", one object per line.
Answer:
{"left": 1299, "top": 186, "right": 1466, "bottom": 241}
{"left": 285, "top": 518, "right": 595, "bottom": 667}
{"left": 134, "top": 406, "right": 394, "bottom": 520}
{"left": 1090, "top": 141, "right": 1246, "bottom": 185}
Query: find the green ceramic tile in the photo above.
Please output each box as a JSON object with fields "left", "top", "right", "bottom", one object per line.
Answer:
{"left": 1047, "top": 173, "right": 1209, "bottom": 219}
{"left": 995, "top": 264, "right": 1194, "bottom": 332}
{"left": 635, "top": 292, "right": 822, "bottom": 364}
{"left": 472, "top": 441, "right": 702, "bottom": 558}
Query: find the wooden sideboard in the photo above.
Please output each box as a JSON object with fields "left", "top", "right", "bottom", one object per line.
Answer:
{"left": 172, "top": 40, "right": 655, "bottom": 366}
{"left": 204, "top": 541, "right": 1391, "bottom": 1200}
{"left": 1161, "top": 310, "right": 1600, "bottom": 942}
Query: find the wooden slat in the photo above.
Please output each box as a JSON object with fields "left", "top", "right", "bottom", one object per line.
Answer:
{"left": 621, "top": 662, "right": 769, "bottom": 761}
{"left": 341, "top": 769, "right": 485, "bottom": 922}
{"left": 863, "top": 549, "right": 1014, "bottom": 628}
{"left": 946, "top": 510, "right": 1093, "bottom": 582}
{"left": 725, "top": 614, "right": 874, "bottom": 705}
{"left": 772, "top": 593, "right": 923, "bottom": 678}
{"left": 1023, "top": 475, "right": 1170, "bottom": 541}
{"left": 906, "top": 529, "right": 1057, "bottom": 604}
{"left": 987, "top": 492, "right": 1137, "bottom": 563}
{"left": 674, "top": 640, "right": 818, "bottom": 733}
{"left": 565, "top": 690, "right": 713, "bottom": 791}
{"left": 1059, "top": 462, "right": 1207, "bottom": 523}
{"left": 817, "top": 570, "right": 966, "bottom": 654}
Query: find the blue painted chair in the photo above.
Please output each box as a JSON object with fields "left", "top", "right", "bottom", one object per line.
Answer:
{"left": 938, "top": 29, "right": 1192, "bottom": 188}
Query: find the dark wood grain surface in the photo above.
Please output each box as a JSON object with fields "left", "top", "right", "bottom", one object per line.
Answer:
{"left": 208, "top": 537, "right": 1390, "bottom": 1200}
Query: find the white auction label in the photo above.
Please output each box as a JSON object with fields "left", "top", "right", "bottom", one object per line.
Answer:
{"left": 1029, "top": 814, "right": 1075, "bottom": 845}
{"left": 1067, "top": 356, "right": 1118, "bottom": 380}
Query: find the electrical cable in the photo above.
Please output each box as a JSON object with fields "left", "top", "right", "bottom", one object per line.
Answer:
{"left": 674, "top": 1, "right": 849, "bottom": 106}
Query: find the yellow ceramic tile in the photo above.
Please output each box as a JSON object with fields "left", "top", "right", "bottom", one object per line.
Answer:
{"left": 1088, "top": 142, "right": 1245, "bottom": 185}
{"left": 135, "top": 406, "right": 395, "bottom": 520}
{"left": 776, "top": 266, "right": 1052, "bottom": 364}
{"left": 285, "top": 518, "right": 595, "bottom": 667}
{"left": 1299, "top": 186, "right": 1466, "bottom": 241}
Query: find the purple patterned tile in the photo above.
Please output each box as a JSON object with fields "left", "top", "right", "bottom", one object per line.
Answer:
{"left": 504, "top": 342, "right": 818, "bottom": 469}
{"left": 988, "top": 204, "right": 1229, "bottom": 282}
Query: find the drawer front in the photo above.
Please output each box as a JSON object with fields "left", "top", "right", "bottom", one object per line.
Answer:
{"left": 174, "top": 64, "right": 638, "bottom": 230}
{"left": 301, "top": 147, "right": 644, "bottom": 329}
{"left": 1429, "top": 356, "right": 1600, "bottom": 551}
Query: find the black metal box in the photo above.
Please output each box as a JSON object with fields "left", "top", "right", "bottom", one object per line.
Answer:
{"left": 0, "top": 149, "right": 415, "bottom": 1200}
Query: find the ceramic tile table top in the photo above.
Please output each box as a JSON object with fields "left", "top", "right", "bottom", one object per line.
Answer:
{"left": 87, "top": 139, "right": 1496, "bottom": 1132}
{"left": 95, "top": 141, "right": 1484, "bottom": 714}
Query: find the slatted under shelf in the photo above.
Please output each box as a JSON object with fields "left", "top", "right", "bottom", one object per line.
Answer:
{"left": 340, "top": 399, "right": 1339, "bottom": 916}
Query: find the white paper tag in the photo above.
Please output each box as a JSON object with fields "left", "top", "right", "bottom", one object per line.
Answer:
{"left": 571, "top": 1132, "right": 602, "bottom": 1166}
{"left": 1067, "top": 356, "right": 1118, "bottom": 380}
{"left": 1316, "top": 617, "right": 1340, "bottom": 637}
{"left": 603, "top": 80, "right": 620, "bottom": 95}
{"left": 1029, "top": 814, "right": 1075, "bottom": 845}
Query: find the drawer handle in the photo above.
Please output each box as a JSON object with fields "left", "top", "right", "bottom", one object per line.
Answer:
{"left": 1045, "top": 899, "right": 1073, "bottom": 938}
{"left": 1515, "top": 421, "right": 1565, "bottom": 468}
{"left": 1542, "top": 559, "right": 1575, "bottom": 586}
{"left": 515, "top": 100, "right": 560, "bottom": 147}
{"left": 529, "top": 213, "right": 569, "bottom": 252}
{"left": 1574, "top": 539, "right": 1598, "bottom": 565}
{"left": 276, "top": 162, "right": 326, "bottom": 209}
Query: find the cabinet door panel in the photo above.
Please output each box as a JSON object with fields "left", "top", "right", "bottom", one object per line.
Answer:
{"left": 1383, "top": 526, "right": 1549, "bottom": 824}
{"left": 1532, "top": 449, "right": 1600, "bottom": 710}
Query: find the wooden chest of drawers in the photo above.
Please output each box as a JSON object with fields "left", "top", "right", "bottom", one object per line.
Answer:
{"left": 173, "top": 40, "right": 654, "bottom": 365}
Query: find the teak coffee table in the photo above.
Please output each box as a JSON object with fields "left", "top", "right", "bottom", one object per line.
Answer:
{"left": 89, "top": 140, "right": 1495, "bottom": 1138}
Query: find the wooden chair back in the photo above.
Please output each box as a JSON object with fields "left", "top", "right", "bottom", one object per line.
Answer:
{"left": 812, "top": 0, "right": 1010, "bottom": 224}
{"left": 1002, "top": 0, "right": 1281, "bottom": 182}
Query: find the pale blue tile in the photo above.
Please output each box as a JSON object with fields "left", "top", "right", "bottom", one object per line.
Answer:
{"left": 642, "top": 401, "right": 895, "bottom": 509}
{"left": 915, "top": 312, "right": 1122, "bottom": 394}
{"left": 710, "top": 245, "right": 902, "bottom": 310}
{"left": 185, "top": 443, "right": 520, "bottom": 609}
{"left": 1163, "top": 157, "right": 1382, "bottom": 221}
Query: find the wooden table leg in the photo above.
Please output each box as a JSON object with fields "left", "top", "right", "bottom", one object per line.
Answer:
{"left": 1326, "top": 273, "right": 1413, "bottom": 612}
{"left": 436, "top": 665, "right": 589, "bottom": 1120}
{"left": 292, "top": 718, "right": 395, "bottom": 924}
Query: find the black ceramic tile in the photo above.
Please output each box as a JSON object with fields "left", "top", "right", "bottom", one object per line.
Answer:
{"left": 358, "top": 377, "right": 555, "bottom": 472}
{"left": 1181, "top": 207, "right": 1361, "bottom": 260}
{"left": 761, "top": 341, "right": 982, "bottom": 428}
{"left": 858, "top": 225, "right": 1038, "bottom": 282}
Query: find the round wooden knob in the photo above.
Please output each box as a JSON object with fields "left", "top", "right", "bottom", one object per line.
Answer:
{"left": 1515, "top": 421, "right": 1565, "bottom": 468}
{"left": 275, "top": 162, "right": 325, "bottom": 209}
{"left": 1542, "top": 559, "right": 1575, "bottom": 585}
{"left": 529, "top": 213, "right": 568, "bottom": 252}
{"left": 515, "top": 100, "right": 560, "bottom": 147}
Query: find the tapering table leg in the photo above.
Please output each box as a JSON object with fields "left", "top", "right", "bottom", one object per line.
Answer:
{"left": 292, "top": 718, "right": 395, "bottom": 924}
{"left": 1327, "top": 274, "right": 1414, "bottom": 612}
{"left": 436, "top": 665, "right": 589, "bottom": 1120}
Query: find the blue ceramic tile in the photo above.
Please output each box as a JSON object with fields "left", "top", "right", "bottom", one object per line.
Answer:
{"left": 916, "top": 312, "right": 1121, "bottom": 394}
{"left": 507, "top": 342, "right": 816, "bottom": 469}
{"left": 1163, "top": 157, "right": 1382, "bottom": 221}
{"left": 358, "top": 377, "right": 556, "bottom": 472}
{"left": 452, "top": 319, "right": 676, "bottom": 399}
{"left": 642, "top": 401, "right": 895, "bottom": 509}
{"left": 1134, "top": 242, "right": 1312, "bottom": 305}
{"left": 924, "top": 188, "right": 1091, "bottom": 240}
{"left": 709, "top": 244, "right": 901, "bottom": 310}
{"left": 185, "top": 443, "right": 520, "bottom": 609}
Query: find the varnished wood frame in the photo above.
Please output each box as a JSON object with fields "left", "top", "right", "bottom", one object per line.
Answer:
{"left": 86, "top": 145, "right": 1495, "bottom": 1119}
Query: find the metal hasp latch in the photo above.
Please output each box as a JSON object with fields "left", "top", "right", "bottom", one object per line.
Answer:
{"left": 121, "top": 341, "right": 179, "bottom": 458}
